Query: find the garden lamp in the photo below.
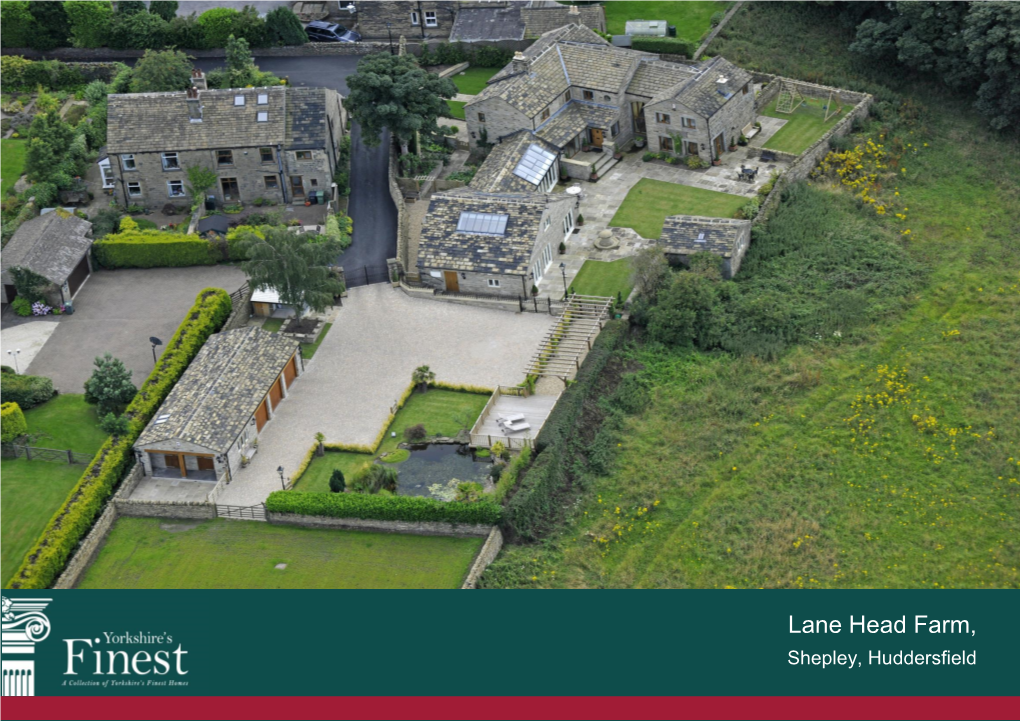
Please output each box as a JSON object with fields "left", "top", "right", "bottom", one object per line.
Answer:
{"left": 278, "top": 466, "right": 286, "bottom": 490}
{"left": 560, "top": 263, "right": 568, "bottom": 301}
{"left": 6, "top": 348, "right": 21, "bottom": 374}
{"left": 149, "top": 336, "right": 163, "bottom": 365}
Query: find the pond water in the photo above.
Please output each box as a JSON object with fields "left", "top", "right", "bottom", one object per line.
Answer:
{"left": 393, "top": 444, "right": 492, "bottom": 499}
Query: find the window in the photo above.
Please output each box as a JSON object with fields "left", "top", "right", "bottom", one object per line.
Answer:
{"left": 257, "top": 111, "right": 268, "bottom": 122}
{"left": 295, "top": 150, "right": 312, "bottom": 161}
{"left": 257, "top": 93, "right": 268, "bottom": 105}
{"left": 264, "top": 175, "right": 279, "bottom": 190}
{"left": 410, "top": 10, "right": 420, "bottom": 25}
{"left": 513, "top": 143, "right": 556, "bottom": 185}
{"left": 741, "top": 83, "right": 749, "bottom": 95}
{"left": 563, "top": 214, "right": 573, "bottom": 235}
{"left": 161, "top": 152, "right": 180, "bottom": 170}
{"left": 564, "top": 90, "right": 571, "bottom": 102}
{"left": 477, "top": 112, "right": 486, "bottom": 122}
{"left": 310, "top": 178, "right": 318, "bottom": 187}
{"left": 260, "top": 147, "right": 274, "bottom": 163}
{"left": 681, "top": 116, "right": 696, "bottom": 129}
{"left": 541, "top": 107, "right": 550, "bottom": 121}
{"left": 424, "top": 10, "right": 437, "bottom": 27}
{"left": 610, "top": 122, "right": 620, "bottom": 138}
{"left": 487, "top": 278, "right": 500, "bottom": 288}
{"left": 583, "top": 90, "right": 594, "bottom": 101}
{"left": 234, "top": 95, "right": 245, "bottom": 106}
{"left": 220, "top": 177, "right": 239, "bottom": 200}
{"left": 127, "top": 181, "right": 142, "bottom": 197}
{"left": 167, "top": 180, "right": 185, "bottom": 197}
{"left": 656, "top": 112, "right": 671, "bottom": 124}
{"left": 217, "top": 150, "right": 233, "bottom": 166}
{"left": 544, "top": 216, "right": 552, "bottom": 230}
{"left": 660, "top": 136, "right": 673, "bottom": 152}
{"left": 121, "top": 154, "right": 136, "bottom": 171}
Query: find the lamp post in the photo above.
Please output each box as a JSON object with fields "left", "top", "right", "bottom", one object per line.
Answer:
{"left": 278, "top": 465, "right": 286, "bottom": 490}
{"left": 149, "top": 336, "right": 163, "bottom": 365}
{"left": 6, "top": 348, "right": 21, "bottom": 374}
{"left": 386, "top": 22, "right": 394, "bottom": 55}
{"left": 559, "top": 262, "right": 568, "bottom": 301}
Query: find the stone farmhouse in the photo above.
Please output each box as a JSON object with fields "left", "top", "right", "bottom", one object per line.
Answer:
{"left": 465, "top": 24, "right": 756, "bottom": 176}
{"left": 134, "top": 327, "right": 301, "bottom": 488}
{"left": 659, "top": 216, "right": 752, "bottom": 279}
{"left": 106, "top": 71, "right": 346, "bottom": 210}
{"left": 0, "top": 211, "right": 93, "bottom": 307}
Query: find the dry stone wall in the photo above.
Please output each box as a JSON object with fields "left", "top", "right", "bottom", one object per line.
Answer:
{"left": 266, "top": 511, "right": 493, "bottom": 538}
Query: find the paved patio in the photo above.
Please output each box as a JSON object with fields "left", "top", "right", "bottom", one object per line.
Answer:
{"left": 214, "top": 284, "right": 556, "bottom": 505}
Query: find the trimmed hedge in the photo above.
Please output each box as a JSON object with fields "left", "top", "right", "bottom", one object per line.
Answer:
{"left": 0, "top": 373, "right": 56, "bottom": 410}
{"left": 93, "top": 230, "right": 216, "bottom": 268}
{"left": 1, "top": 402, "right": 28, "bottom": 443}
{"left": 6, "top": 288, "right": 233, "bottom": 589}
{"left": 265, "top": 490, "right": 503, "bottom": 526}
{"left": 630, "top": 36, "right": 698, "bottom": 59}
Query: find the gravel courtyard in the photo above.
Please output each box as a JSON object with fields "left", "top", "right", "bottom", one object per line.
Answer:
{"left": 215, "top": 285, "right": 555, "bottom": 505}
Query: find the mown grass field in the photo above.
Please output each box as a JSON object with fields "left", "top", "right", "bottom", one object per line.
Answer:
{"left": 1, "top": 138, "right": 27, "bottom": 196}
{"left": 603, "top": 1, "right": 727, "bottom": 43}
{"left": 79, "top": 518, "right": 483, "bottom": 589}
{"left": 446, "top": 100, "right": 467, "bottom": 120}
{"left": 450, "top": 67, "right": 498, "bottom": 95}
{"left": 483, "top": 3, "right": 1019, "bottom": 589}
{"left": 760, "top": 96, "right": 844, "bottom": 155}
{"left": 609, "top": 179, "right": 746, "bottom": 239}
{"left": 571, "top": 259, "right": 634, "bottom": 301}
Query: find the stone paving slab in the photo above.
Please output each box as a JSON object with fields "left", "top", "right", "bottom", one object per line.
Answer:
{"left": 215, "top": 285, "right": 555, "bottom": 505}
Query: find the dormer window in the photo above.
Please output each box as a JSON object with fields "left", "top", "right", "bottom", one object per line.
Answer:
{"left": 257, "top": 93, "right": 268, "bottom": 105}
{"left": 234, "top": 95, "right": 245, "bottom": 106}
{"left": 257, "top": 111, "right": 268, "bottom": 122}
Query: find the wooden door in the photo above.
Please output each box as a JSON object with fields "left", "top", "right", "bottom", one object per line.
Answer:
{"left": 163, "top": 453, "right": 185, "bottom": 478}
{"left": 283, "top": 354, "right": 297, "bottom": 387}
{"left": 269, "top": 376, "right": 283, "bottom": 410}
{"left": 444, "top": 271, "right": 459, "bottom": 293}
{"left": 255, "top": 399, "right": 269, "bottom": 431}
{"left": 290, "top": 176, "right": 305, "bottom": 199}
{"left": 590, "top": 128, "right": 604, "bottom": 147}
{"left": 713, "top": 133, "right": 725, "bottom": 159}
{"left": 197, "top": 456, "right": 215, "bottom": 471}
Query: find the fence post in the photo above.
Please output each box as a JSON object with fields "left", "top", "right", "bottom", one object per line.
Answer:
{"left": 67, "top": 449, "right": 74, "bottom": 464}
{"left": 24, "top": 446, "right": 31, "bottom": 461}
{"left": 364, "top": 266, "right": 370, "bottom": 285}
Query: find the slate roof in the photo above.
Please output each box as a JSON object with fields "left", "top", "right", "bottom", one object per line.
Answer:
{"left": 417, "top": 188, "right": 572, "bottom": 276}
{"left": 470, "top": 131, "right": 560, "bottom": 193}
{"left": 107, "top": 86, "right": 339, "bottom": 154}
{"left": 534, "top": 101, "right": 618, "bottom": 147}
{"left": 450, "top": 5, "right": 526, "bottom": 42}
{"left": 197, "top": 214, "right": 230, "bottom": 235}
{"left": 627, "top": 59, "right": 700, "bottom": 98}
{"left": 652, "top": 57, "right": 752, "bottom": 118}
{"left": 136, "top": 327, "right": 299, "bottom": 454}
{"left": 659, "top": 215, "right": 750, "bottom": 257}
{"left": 0, "top": 211, "right": 92, "bottom": 287}
{"left": 521, "top": 5, "right": 604, "bottom": 37}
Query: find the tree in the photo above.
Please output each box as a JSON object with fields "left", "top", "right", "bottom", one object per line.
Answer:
{"left": 646, "top": 269, "right": 724, "bottom": 350}
{"left": 115, "top": 1, "right": 147, "bottom": 16}
{"left": 168, "top": 13, "right": 206, "bottom": 49}
{"left": 185, "top": 165, "right": 219, "bottom": 203}
{"left": 149, "top": 1, "right": 179, "bottom": 23}
{"left": 1, "top": 2, "right": 38, "bottom": 49}
{"left": 328, "top": 469, "right": 346, "bottom": 493}
{"left": 109, "top": 10, "right": 169, "bottom": 50}
{"left": 412, "top": 365, "right": 435, "bottom": 392}
{"left": 223, "top": 34, "right": 258, "bottom": 86}
{"left": 28, "top": 1, "right": 71, "bottom": 50}
{"left": 235, "top": 227, "right": 345, "bottom": 319}
{"left": 25, "top": 112, "right": 74, "bottom": 183}
{"left": 83, "top": 353, "right": 137, "bottom": 416}
{"left": 264, "top": 6, "right": 308, "bottom": 46}
{"left": 345, "top": 53, "right": 457, "bottom": 154}
{"left": 129, "top": 49, "right": 192, "bottom": 93}
{"left": 33, "top": 86, "right": 60, "bottom": 115}
{"left": 64, "top": 1, "right": 113, "bottom": 49}
{"left": 99, "top": 412, "right": 130, "bottom": 437}
{"left": 631, "top": 246, "right": 670, "bottom": 299}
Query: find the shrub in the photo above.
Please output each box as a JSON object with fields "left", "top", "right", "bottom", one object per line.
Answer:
{"left": 349, "top": 464, "right": 398, "bottom": 494}
{"left": 642, "top": 151, "right": 657, "bottom": 162}
{"left": 736, "top": 196, "right": 761, "bottom": 220}
{"left": 630, "top": 37, "right": 698, "bottom": 58}
{"left": 93, "top": 230, "right": 216, "bottom": 268}
{"left": 1, "top": 402, "right": 29, "bottom": 443}
{"left": 403, "top": 423, "right": 427, "bottom": 442}
{"left": 710, "top": 11, "right": 726, "bottom": 26}
{"left": 64, "top": 1, "right": 114, "bottom": 49}
{"left": 323, "top": 214, "right": 352, "bottom": 251}
{"left": 197, "top": 7, "right": 241, "bottom": 47}
{"left": 83, "top": 353, "right": 137, "bottom": 416}
{"left": 225, "top": 224, "right": 265, "bottom": 261}
{"left": 412, "top": 365, "right": 435, "bottom": 392}
{"left": 685, "top": 155, "right": 706, "bottom": 169}
{"left": 265, "top": 490, "right": 503, "bottom": 525}
{"left": 328, "top": 468, "right": 346, "bottom": 493}
{"left": 11, "top": 297, "right": 32, "bottom": 317}
{"left": 98, "top": 412, "right": 129, "bottom": 437}
{"left": 264, "top": 6, "right": 308, "bottom": 46}
{"left": 7, "top": 288, "right": 232, "bottom": 589}
{"left": 90, "top": 208, "right": 122, "bottom": 240}
{"left": 0, "top": 373, "right": 56, "bottom": 410}
{"left": 490, "top": 445, "right": 530, "bottom": 504}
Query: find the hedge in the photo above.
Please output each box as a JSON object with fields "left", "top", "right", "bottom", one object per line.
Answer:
{"left": 265, "top": 490, "right": 503, "bottom": 526}
{"left": 0, "top": 373, "right": 56, "bottom": 410}
{"left": 1, "top": 402, "right": 28, "bottom": 443}
{"left": 630, "top": 36, "right": 698, "bottom": 59}
{"left": 6, "top": 288, "right": 233, "bottom": 589}
{"left": 93, "top": 230, "right": 216, "bottom": 268}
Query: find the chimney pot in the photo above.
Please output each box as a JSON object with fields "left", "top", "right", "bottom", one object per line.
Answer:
{"left": 568, "top": 5, "right": 580, "bottom": 15}
{"left": 512, "top": 51, "right": 528, "bottom": 74}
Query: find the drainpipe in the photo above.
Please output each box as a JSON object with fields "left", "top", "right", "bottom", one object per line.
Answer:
{"left": 277, "top": 143, "right": 287, "bottom": 203}
{"left": 418, "top": 1, "right": 426, "bottom": 39}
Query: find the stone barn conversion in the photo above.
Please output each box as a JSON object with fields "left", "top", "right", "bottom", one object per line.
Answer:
{"left": 659, "top": 216, "right": 752, "bottom": 279}
{"left": 134, "top": 327, "right": 301, "bottom": 490}
{"left": 0, "top": 211, "right": 93, "bottom": 306}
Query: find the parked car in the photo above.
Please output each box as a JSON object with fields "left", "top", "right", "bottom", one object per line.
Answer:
{"left": 305, "top": 21, "right": 361, "bottom": 43}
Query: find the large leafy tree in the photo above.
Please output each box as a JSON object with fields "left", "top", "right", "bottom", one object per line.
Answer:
{"left": 64, "top": 0, "right": 113, "bottom": 49}
{"left": 28, "top": 1, "right": 71, "bottom": 50}
{"left": 345, "top": 53, "right": 457, "bottom": 154}
{"left": 25, "top": 112, "right": 75, "bottom": 184}
{"left": 115, "top": 1, "right": 147, "bottom": 16}
{"left": 129, "top": 49, "right": 192, "bottom": 93}
{"left": 108, "top": 10, "right": 170, "bottom": 50}
{"left": 149, "top": 1, "right": 179, "bottom": 23}
{"left": 83, "top": 353, "right": 137, "bottom": 416}
{"left": 235, "top": 227, "right": 345, "bottom": 319}
{"left": 1, "top": 2, "right": 38, "bottom": 49}
{"left": 265, "top": 6, "right": 309, "bottom": 46}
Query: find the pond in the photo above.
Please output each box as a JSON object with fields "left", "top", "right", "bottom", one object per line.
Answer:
{"left": 391, "top": 444, "right": 492, "bottom": 500}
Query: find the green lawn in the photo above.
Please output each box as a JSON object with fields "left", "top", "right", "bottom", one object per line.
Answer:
{"left": 262, "top": 317, "right": 283, "bottom": 333}
{"left": 0, "top": 394, "right": 107, "bottom": 585}
{"left": 450, "top": 66, "right": 498, "bottom": 95}
{"left": 603, "top": 1, "right": 728, "bottom": 43}
{"left": 446, "top": 100, "right": 466, "bottom": 120}
{"left": 260, "top": 319, "right": 332, "bottom": 359}
{"left": 78, "top": 517, "right": 483, "bottom": 589}
{"left": 761, "top": 96, "right": 844, "bottom": 155}
{"left": 295, "top": 389, "right": 491, "bottom": 493}
{"left": 609, "top": 178, "right": 747, "bottom": 239}
{"left": 1, "top": 138, "right": 27, "bottom": 196}
{"left": 570, "top": 259, "right": 634, "bottom": 301}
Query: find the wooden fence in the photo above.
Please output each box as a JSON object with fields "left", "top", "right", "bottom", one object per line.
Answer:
{"left": 1, "top": 443, "right": 93, "bottom": 465}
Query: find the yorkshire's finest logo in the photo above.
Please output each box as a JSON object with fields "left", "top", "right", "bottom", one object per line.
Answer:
{"left": 1, "top": 596, "right": 53, "bottom": 697}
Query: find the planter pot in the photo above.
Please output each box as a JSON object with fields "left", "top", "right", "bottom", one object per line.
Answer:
{"left": 582, "top": 145, "right": 591, "bottom": 153}
{"left": 712, "top": 159, "right": 722, "bottom": 166}
{"left": 728, "top": 145, "right": 738, "bottom": 152}
{"left": 589, "top": 173, "right": 599, "bottom": 182}
{"left": 634, "top": 139, "right": 646, "bottom": 149}
{"left": 613, "top": 152, "right": 623, "bottom": 161}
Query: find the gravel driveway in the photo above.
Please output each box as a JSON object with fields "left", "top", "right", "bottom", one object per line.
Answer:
{"left": 214, "top": 286, "right": 555, "bottom": 505}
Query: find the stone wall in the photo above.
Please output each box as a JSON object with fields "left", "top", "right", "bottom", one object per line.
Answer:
{"left": 266, "top": 512, "right": 493, "bottom": 538}
{"left": 114, "top": 499, "right": 218, "bottom": 519}
{"left": 389, "top": 145, "right": 410, "bottom": 274}
{"left": 222, "top": 285, "right": 253, "bottom": 331}
{"left": 461, "top": 526, "right": 503, "bottom": 589}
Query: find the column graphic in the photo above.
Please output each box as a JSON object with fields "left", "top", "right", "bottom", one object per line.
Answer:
{"left": 2, "top": 596, "right": 52, "bottom": 697}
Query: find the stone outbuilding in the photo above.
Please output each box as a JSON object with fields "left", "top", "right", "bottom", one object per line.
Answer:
{"left": 0, "top": 211, "right": 93, "bottom": 306}
{"left": 134, "top": 327, "right": 301, "bottom": 487}
{"left": 659, "top": 215, "right": 752, "bottom": 279}
{"left": 469, "top": 130, "right": 561, "bottom": 193}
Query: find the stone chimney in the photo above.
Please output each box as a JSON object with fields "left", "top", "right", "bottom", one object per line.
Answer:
{"left": 186, "top": 86, "right": 202, "bottom": 122}
{"left": 191, "top": 68, "right": 207, "bottom": 91}
{"left": 511, "top": 51, "right": 528, "bottom": 75}
{"left": 568, "top": 5, "right": 580, "bottom": 16}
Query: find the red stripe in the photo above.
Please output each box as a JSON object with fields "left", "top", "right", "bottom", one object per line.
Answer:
{"left": 2, "top": 696, "right": 1017, "bottom": 721}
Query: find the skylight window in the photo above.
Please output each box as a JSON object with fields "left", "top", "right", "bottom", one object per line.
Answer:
{"left": 457, "top": 212, "right": 509, "bottom": 236}
{"left": 512, "top": 144, "right": 557, "bottom": 185}
{"left": 257, "top": 93, "right": 268, "bottom": 105}
{"left": 257, "top": 111, "right": 268, "bottom": 122}
{"left": 234, "top": 95, "right": 245, "bottom": 106}
{"left": 695, "top": 232, "right": 706, "bottom": 243}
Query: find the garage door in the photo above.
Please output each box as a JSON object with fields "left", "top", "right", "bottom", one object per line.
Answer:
{"left": 283, "top": 354, "right": 297, "bottom": 388}
{"left": 255, "top": 398, "right": 269, "bottom": 431}
{"left": 66, "top": 254, "right": 90, "bottom": 298}
{"left": 269, "top": 375, "right": 283, "bottom": 410}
